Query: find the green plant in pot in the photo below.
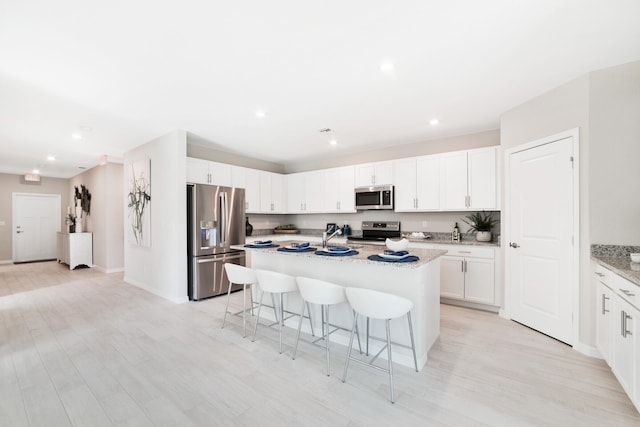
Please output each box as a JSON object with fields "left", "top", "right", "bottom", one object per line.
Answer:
{"left": 462, "top": 211, "right": 499, "bottom": 242}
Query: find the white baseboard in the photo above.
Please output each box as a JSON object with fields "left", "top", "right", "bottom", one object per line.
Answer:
{"left": 574, "top": 341, "right": 601, "bottom": 359}
{"left": 123, "top": 275, "right": 189, "bottom": 304}
{"left": 0, "top": 259, "right": 13, "bottom": 265}
{"left": 93, "top": 265, "right": 124, "bottom": 274}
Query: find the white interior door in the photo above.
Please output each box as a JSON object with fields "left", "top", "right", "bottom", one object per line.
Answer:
{"left": 12, "top": 193, "right": 61, "bottom": 262}
{"left": 507, "top": 135, "right": 576, "bottom": 345}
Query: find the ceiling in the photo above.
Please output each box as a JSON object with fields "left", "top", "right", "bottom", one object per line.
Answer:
{"left": 1, "top": 1, "right": 639, "bottom": 178}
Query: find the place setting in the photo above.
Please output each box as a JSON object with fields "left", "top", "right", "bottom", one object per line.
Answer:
{"left": 243, "top": 239, "right": 280, "bottom": 249}
{"left": 315, "top": 245, "right": 359, "bottom": 257}
{"left": 277, "top": 242, "right": 316, "bottom": 253}
{"left": 367, "top": 238, "right": 420, "bottom": 263}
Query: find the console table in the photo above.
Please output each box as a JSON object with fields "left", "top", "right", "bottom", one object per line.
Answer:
{"left": 57, "top": 232, "right": 93, "bottom": 270}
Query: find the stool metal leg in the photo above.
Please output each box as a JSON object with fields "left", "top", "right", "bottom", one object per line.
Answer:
{"left": 407, "top": 312, "right": 418, "bottom": 372}
{"left": 242, "top": 283, "right": 248, "bottom": 337}
{"left": 221, "top": 280, "right": 235, "bottom": 330}
{"left": 324, "top": 304, "right": 330, "bottom": 376}
{"left": 252, "top": 290, "right": 265, "bottom": 342}
{"left": 386, "top": 319, "right": 395, "bottom": 404}
{"left": 341, "top": 312, "right": 358, "bottom": 383}
{"left": 292, "top": 300, "right": 307, "bottom": 360}
{"left": 307, "top": 302, "right": 315, "bottom": 336}
{"left": 279, "top": 293, "right": 285, "bottom": 353}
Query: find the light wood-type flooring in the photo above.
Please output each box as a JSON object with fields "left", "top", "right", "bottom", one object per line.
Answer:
{"left": 1, "top": 261, "right": 639, "bottom": 426}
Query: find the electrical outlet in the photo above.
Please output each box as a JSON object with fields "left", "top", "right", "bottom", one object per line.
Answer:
{"left": 421, "top": 221, "right": 427, "bottom": 228}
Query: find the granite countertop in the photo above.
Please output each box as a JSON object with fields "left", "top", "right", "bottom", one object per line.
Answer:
{"left": 404, "top": 238, "right": 500, "bottom": 247}
{"left": 232, "top": 240, "right": 447, "bottom": 269}
{"left": 591, "top": 255, "right": 640, "bottom": 287}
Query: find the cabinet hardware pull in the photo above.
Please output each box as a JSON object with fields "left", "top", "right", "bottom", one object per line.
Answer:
{"left": 595, "top": 272, "right": 605, "bottom": 277}
{"left": 461, "top": 260, "right": 464, "bottom": 273}
{"left": 624, "top": 312, "right": 633, "bottom": 337}
{"left": 621, "top": 310, "right": 626, "bottom": 337}
{"left": 621, "top": 289, "right": 636, "bottom": 297}
{"left": 602, "top": 294, "right": 609, "bottom": 314}
{"left": 509, "top": 242, "right": 520, "bottom": 248}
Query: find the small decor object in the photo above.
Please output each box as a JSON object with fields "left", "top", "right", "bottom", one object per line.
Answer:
{"left": 127, "top": 159, "right": 151, "bottom": 247}
{"left": 245, "top": 217, "right": 253, "bottom": 236}
{"left": 630, "top": 253, "right": 640, "bottom": 263}
{"left": 274, "top": 224, "right": 299, "bottom": 234}
{"left": 385, "top": 238, "right": 409, "bottom": 252}
{"left": 462, "top": 211, "right": 499, "bottom": 242}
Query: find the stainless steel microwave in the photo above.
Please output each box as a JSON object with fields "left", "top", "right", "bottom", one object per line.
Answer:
{"left": 355, "top": 185, "right": 394, "bottom": 210}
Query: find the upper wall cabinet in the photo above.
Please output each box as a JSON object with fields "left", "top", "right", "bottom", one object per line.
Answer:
{"left": 231, "top": 166, "right": 261, "bottom": 213}
{"left": 393, "top": 155, "right": 440, "bottom": 212}
{"left": 440, "top": 147, "right": 498, "bottom": 211}
{"left": 324, "top": 166, "right": 356, "bottom": 213}
{"left": 355, "top": 161, "right": 394, "bottom": 187}
{"left": 260, "top": 171, "right": 285, "bottom": 213}
{"left": 187, "top": 158, "right": 232, "bottom": 187}
{"left": 287, "top": 171, "right": 324, "bottom": 213}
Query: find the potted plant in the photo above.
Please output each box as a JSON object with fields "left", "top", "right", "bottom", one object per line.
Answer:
{"left": 462, "top": 211, "right": 499, "bottom": 242}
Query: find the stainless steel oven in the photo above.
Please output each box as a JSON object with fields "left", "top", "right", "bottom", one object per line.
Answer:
{"left": 354, "top": 185, "right": 394, "bottom": 210}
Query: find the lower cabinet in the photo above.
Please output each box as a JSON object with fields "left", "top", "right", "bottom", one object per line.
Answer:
{"left": 594, "top": 262, "right": 639, "bottom": 411}
{"left": 439, "top": 246, "right": 495, "bottom": 306}
{"left": 57, "top": 232, "right": 93, "bottom": 270}
{"left": 595, "top": 276, "right": 615, "bottom": 365}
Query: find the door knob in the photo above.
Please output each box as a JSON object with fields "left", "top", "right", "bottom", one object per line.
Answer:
{"left": 16, "top": 231, "right": 23, "bottom": 233}
{"left": 509, "top": 242, "right": 520, "bottom": 248}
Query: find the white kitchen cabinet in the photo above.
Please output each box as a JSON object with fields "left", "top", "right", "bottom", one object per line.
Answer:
{"left": 439, "top": 246, "right": 495, "bottom": 305}
{"left": 231, "top": 166, "right": 261, "bottom": 213}
{"left": 394, "top": 155, "right": 440, "bottom": 211}
{"left": 324, "top": 166, "right": 356, "bottom": 213}
{"left": 260, "top": 171, "right": 285, "bottom": 213}
{"left": 354, "top": 161, "right": 393, "bottom": 187}
{"left": 57, "top": 232, "right": 92, "bottom": 270}
{"left": 440, "top": 147, "right": 497, "bottom": 211}
{"left": 187, "top": 157, "right": 232, "bottom": 186}
{"left": 287, "top": 171, "right": 324, "bottom": 214}
{"left": 595, "top": 268, "right": 615, "bottom": 365}
{"left": 614, "top": 295, "right": 636, "bottom": 400}
{"left": 594, "top": 262, "right": 640, "bottom": 411}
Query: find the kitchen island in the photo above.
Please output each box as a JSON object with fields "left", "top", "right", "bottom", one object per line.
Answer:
{"left": 233, "top": 241, "right": 446, "bottom": 370}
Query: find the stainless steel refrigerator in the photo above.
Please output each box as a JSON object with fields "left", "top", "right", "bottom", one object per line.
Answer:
{"left": 187, "top": 184, "right": 246, "bottom": 300}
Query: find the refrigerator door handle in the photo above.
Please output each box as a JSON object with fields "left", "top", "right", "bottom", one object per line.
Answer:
{"left": 220, "top": 191, "right": 228, "bottom": 246}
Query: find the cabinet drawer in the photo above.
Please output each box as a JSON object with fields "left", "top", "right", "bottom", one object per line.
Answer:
{"left": 614, "top": 274, "right": 639, "bottom": 309}
{"left": 594, "top": 264, "right": 613, "bottom": 287}
{"left": 438, "top": 245, "right": 495, "bottom": 259}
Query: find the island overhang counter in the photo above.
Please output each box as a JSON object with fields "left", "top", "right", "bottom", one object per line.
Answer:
{"left": 232, "top": 241, "right": 446, "bottom": 370}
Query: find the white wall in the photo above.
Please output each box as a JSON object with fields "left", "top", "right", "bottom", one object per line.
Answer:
{"left": 69, "top": 162, "right": 124, "bottom": 272}
{"left": 499, "top": 59, "right": 640, "bottom": 350}
{"left": 589, "top": 61, "right": 640, "bottom": 245}
{"left": 0, "top": 173, "right": 70, "bottom": 262}
{"left": 124, "top": 130, "right": 188, "bottom": 303}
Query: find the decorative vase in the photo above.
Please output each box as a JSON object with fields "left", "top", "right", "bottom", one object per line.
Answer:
{"left": 245, "top": 217, "right": 253, "bottom": 236}
{"left": 76, "top": 218, "right": 83, "bottom": 233}
{"left": 476, "top": 231, "right": 492, "bottom": 242}
{"left": 69, "top": 224, "right": 76, "bottom": 233}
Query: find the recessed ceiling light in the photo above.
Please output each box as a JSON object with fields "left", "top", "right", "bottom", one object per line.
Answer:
{"left": 71, "top": 133, "right": 82, "bottom": 140}
{"left": 429, "top": 118, "right": 440, "bottom": 126}
{"left": 32, "top": 169, "right": 39, "bottom": 174}
{"left": 380, "top": 62, "right": 394, "bottom": 72}
{"left": 329, "top": 139, "right": 338, "bottom": 146}
{"left": 255, "top": 110, "right": 266, "bottom": 118}
{"left": 47, "top": 155, "right": 56, "bottom": 161}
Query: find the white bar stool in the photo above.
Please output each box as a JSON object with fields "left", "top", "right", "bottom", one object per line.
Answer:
{"left": 222, "top": 263, "right": 257, "bottom": 338}
{"left": 292, "top": 277, "right": 361, "bottom": 376}
{"left": 342, "top": 287, "right": 418, "bottom": 403}
{"left": 253, "top": 269, "right": 307, "bottom": 354}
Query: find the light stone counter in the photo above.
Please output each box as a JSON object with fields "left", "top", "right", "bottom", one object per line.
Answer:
{"left": 233, "top": 239, "right": 446, "bottom": 370}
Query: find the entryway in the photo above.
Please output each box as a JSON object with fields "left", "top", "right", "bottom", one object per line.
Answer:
{"left": 505, "top": 129, "right": 579, "bottom": 345}
{"left": 12, "top": 192, "right": 61, "bottom": 263}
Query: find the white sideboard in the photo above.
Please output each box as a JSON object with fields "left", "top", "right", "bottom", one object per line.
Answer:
{"left": 57, "top": 232, "right": 93, "bottom": 270}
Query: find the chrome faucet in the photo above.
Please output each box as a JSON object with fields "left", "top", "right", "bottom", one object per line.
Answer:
{"left": 322, "top": 228, "right": 342, "bottom": 248}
